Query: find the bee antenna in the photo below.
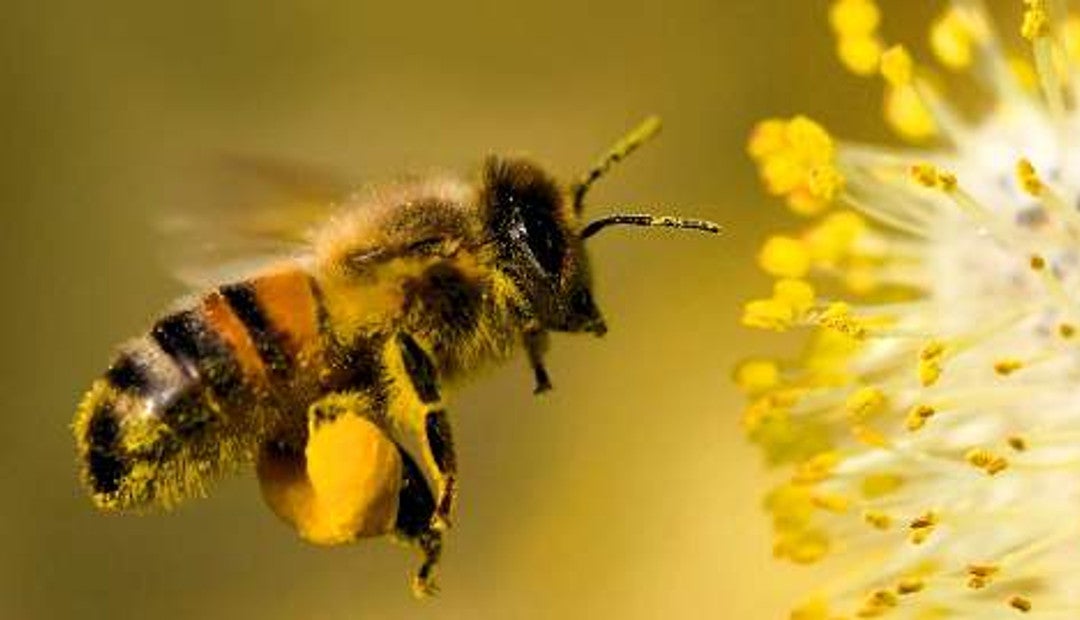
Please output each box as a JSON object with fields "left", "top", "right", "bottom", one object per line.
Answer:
{"left": 571, "top": 116, "right": 663, "bottom": 215}
{"left": 580, "top": 213, "right": 722, "bottom": 240}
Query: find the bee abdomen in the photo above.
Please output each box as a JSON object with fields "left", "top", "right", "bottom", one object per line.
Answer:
{"left": 75, "top": 307, "right": 252, "bottom": 509}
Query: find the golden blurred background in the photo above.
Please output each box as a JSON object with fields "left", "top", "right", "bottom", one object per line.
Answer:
{"left": 0, "top": 1, "right": 1019, "bottom": 618}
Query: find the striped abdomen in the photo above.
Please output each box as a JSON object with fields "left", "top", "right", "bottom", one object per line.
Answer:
{"left": 74, "top": 267, "right": 329, "bottom": 510}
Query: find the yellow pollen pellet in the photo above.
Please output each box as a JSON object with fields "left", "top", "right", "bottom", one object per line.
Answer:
{"left": 881, "top": 45, "right": 914, "bottom": 85}
{"left": 896, "top": 577, "right": 925, "bottom": 595}
{"left": 994, "top": 359, "right": 1024, "bottom": 376}
{"left": 1008, "top": 436, "right": 1029, "bottom": 452}
{"left": 864, "top": 510, "right": 893, "bottom": 530}
{"left": 1009, "top": 595, "right": 1033, "bottom": 613}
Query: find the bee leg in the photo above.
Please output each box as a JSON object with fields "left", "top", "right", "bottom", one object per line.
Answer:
{"left": 394, "top": 445, "right": 444, "bottom": 598}
{"left": 524, "top": 329, "right": 553, "bottom": 394}
{"left": 396, "top": 333, "right": 458, "bottom": 531}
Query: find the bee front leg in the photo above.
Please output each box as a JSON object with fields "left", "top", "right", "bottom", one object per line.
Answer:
{"left": 395, "top": 332, "right": 457, "bottom": 531}
{"left": 524, "top": 328, "right": 553, "bottom": 394}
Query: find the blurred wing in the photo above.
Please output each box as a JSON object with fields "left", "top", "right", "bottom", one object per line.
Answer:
{"left": 161, "top": 153, "right": 359, "bottom": 288}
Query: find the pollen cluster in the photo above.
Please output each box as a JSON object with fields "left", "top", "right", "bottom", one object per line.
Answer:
{"left": 740, "top": 2, "right": 1080, "bottom": 617}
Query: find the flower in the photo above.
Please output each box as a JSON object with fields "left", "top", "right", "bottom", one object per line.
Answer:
{"left": 739, "top": 1, "right": 1080, "bottom": 617}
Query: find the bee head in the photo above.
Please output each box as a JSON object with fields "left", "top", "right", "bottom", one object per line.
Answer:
{"left": 483, "top": 117, "right": 721, "bottom": 337}
{"left": 483, "top": 156, "right": 605, "bottom": 335}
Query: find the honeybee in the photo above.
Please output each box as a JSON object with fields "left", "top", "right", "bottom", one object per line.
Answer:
{"left": 72, "top": 117, "right": 720, "bottom": 596}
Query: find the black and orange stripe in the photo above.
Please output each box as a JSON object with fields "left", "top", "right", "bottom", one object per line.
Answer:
{"left": 78, "top": 266, "right": 332, "bottom": 508}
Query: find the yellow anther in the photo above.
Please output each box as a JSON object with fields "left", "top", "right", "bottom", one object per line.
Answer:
{"left": 846, "top": 386, "right": 887, "bottom": 420}
{"left": 881, "top": 45, "right": 915, "bottom": 85}
{"left": 837, "top": 35, "right": 884, "bottom": 76}
{"left": 864, "top": 510, "right": 893, "bottom": 530}
{"left": 966, "top": 448, "right": 1009, "bottom": 475}
{"left": 1021, "top": 0, "right": 1051, "bottom": 41}
{"left": 852, "top": 424, "right": 890, "bottom": 448}
{"left": 1008, "top": 54, "right": 1039, "bottom": 91}
{"left": 1030, "top": 254, "right": 1047, "bottom": 270}
{"left": 909, "top": 510, "right": 938, "bottom": 544}
{"left": 747, "top": 118, "right": 787, "bottom": 159}
{"left": 905, "top": 404, "right": 936, "bottom": 432}
{"left": 734, "top": 359, "right": 781, "bottom": 395}
{"left": 774, "top": 529, "right": 831, "bottom": 564}
{"left": 1016, "top": 158, "right": 1045, "bottom": 196}
{"left": 759, "top": 235, "right": 811, "bottom": 278}
{"left": 1059, "top": 323, "right": 1076, "bottom": 338}
{"left": 911, "top": 163, "right": 941, "bottom": 188}
{"left": 786, "top": 115, "right": 836, "bottom": 158}
{"left": 750, "top": 116, "right": 840, "bottom": 216}
{"left": 930, "top": 8, "right": 974, "bottom": 70}
{"left": 1009, "top": 595, "right": 1033, "bottom": 613}
{"left": 994, "top": 359, "right": 1024, "bottom": 376}
{"left": 886, "top": 85, "right": 938, "bottom": 141}
{"left": 742, "top": 298, "right": 795, "bottom": 332}
{"left": 1009, "top": 597, "right": 1033, "bottom": 613}
{"left": 811, "top": 493, "right": 850, "bottom": 513}
{"left": 818, "top": 302, "right": 869, "bottom": 339}
{"left": 861, "top": 473, "right": 904, "bottom": 498}
{"left": 918, "top": 341, "right": 946, "bottom": 387}
{"left": 791, "top": 598, "right": 830, "bottom": 620}
{"left": 858, "top": 589, "right": 899, "bottom": 616}
{"left": 805, "top": 211, "right": 866, "bottom": 264}
{"left": 794, "top": 452, "right": 842, "bottom": 484}
{"left": 1066, "top": 16, "right": 1080, "bottom": 63}
{"left": 910, "top": 511, "right": 938, "bottom": 529}
{"left": 808, "top": 165, "right": 846, "bottom": 202}
{"left": 896, "top": 578, "right": 925, "bottom": 595}
{"left": 968, "top": 563, "right": 1000, "bottom": 579}
{"left": 829, "top": 0, "right": 880, "bottom": 38}
{"left": 1008, "top": 435, "right": 1029, "bottom": 452}
{"left": 774, "top": 278, "right": 817, "bottom": 315}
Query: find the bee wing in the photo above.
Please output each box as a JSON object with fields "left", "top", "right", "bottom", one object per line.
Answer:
{"left": 161, "top": 153, "right": 359, "bottom": 288}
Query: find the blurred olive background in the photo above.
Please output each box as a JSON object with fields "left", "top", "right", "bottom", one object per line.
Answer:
{"left": 0, "top": 1, "right": 1016, "bottom": 618}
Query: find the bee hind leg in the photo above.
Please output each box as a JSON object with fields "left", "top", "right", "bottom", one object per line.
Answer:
{"left": 395, "top": 332, "right": 458, "bottom": 531}
{"left": 393, "top": 443, "right": 444, "bottom": 598}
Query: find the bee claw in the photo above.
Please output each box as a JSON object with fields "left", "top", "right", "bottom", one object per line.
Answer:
{"left": 411, "top": 575, "right": 441, "bottom": 599}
